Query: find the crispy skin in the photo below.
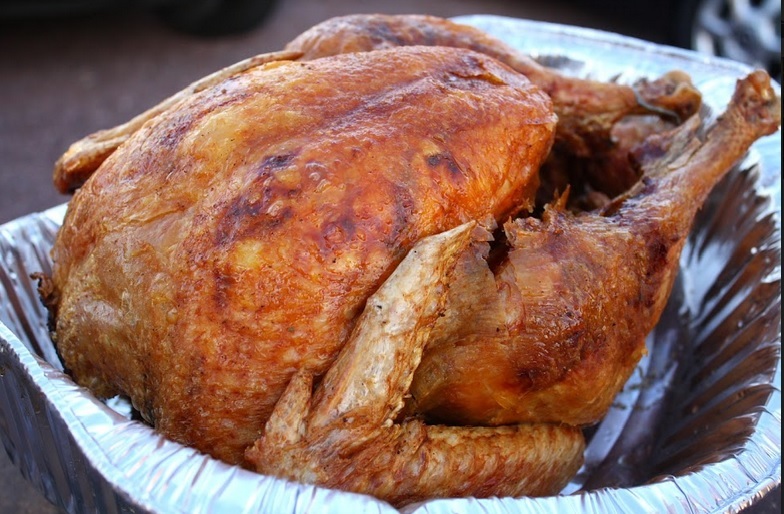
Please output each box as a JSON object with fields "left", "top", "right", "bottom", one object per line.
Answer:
{"left": 245, "top": 223, "right": 584, "bottom": 507}
{"left": 48, "top": 46, "right": 556, "bottom": 464}
{"left": 286, "top": 14, "right": 702, "bottom": 157}
{"left": 405, "top": 71, "right": 781, "bottom": 427}
{"left": 52, "top": 14, "right": 700, "bottom": 194}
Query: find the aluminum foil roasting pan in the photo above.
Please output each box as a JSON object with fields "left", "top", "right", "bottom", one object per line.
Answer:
{"left": 0, "top": 15, "right": 780, "bottom": 514}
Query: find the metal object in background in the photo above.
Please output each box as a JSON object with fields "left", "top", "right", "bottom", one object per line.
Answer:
{"left": 674, "top": 0, "right": 782, "bottom": 82}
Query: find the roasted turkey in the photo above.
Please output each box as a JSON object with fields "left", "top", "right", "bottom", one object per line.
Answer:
{"left": 38, "top": 14, "right": 780, "bottom": 507}
{"left": 244, "top": 71, "right": 780, "bottom": 506}
{"left": 45, "top": 45, "right": 557, "bottom": 465}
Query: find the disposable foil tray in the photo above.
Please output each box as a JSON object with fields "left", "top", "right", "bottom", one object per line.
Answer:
{"left": 0, "top": 15, "right": 780, "bottom": 514}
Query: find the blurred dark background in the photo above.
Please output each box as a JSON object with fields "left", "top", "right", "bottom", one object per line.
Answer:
{"left": 0, "top": 0, "right": 780, "bottom": 512}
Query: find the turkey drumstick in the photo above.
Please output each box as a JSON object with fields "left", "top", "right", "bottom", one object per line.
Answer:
{"left": 404, "top": 70, "right": 781, "bottom": 427}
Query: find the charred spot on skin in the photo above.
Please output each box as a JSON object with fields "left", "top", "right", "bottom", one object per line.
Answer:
{"left": 323, "top": 215, "right": 358, "bottom": 247}
{"left": 214, "top": 198, "right": 260, "bottom": 246}
{"left": 368, "top": 20, "right": 408, "bottom": 47}
{"left": 212, "top": 271, "right": 235, "bottom": 310}
{"left": 644, "top": 232, "right": 671, "bottom": 274}
{"left": 451, "top": 53, "right": 508, "bottom": 86}
{"left": 256, "top": 153, "right": 299, "bottom": 176}
{"left": 516, "top": 363, "right": 571, "bottom": 393}
{"left": 514, "top": 332, "right": 584, "bottom": 391}
{"left": 426, "top": 153, "right": 464, "bottom": 179}
{"left": 384, "top": 185, "right": 415, "bottom": 245}
{"left": 155, "top": 121, "right": 193, "bottom": 152}
{"left": 154, "top": 90, "right": 251, "bottom": 154}
{"left": 213, "top": 154, "right": 302, "bottom": 246}
{"left": 216, "top": 198, "right": 294, "bottom": 246}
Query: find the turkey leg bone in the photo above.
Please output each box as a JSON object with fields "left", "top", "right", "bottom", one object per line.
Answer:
{"left": 405, "top": 70, "right": 781, "bottom": 428}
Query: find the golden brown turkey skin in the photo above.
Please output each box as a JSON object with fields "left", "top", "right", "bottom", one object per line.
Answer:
{"left": 405, "top": 70, "right": 781, "bottom": 427}
{"left": 48, "top": 46, "right": 556, "bottom": 464}
{"left": 246, "top": 223, "right": 584, "bottom": 506}
{"left": 51, "top": 14, "right": 700, "bottom": 194}
{"left": 285, "top": 14, "right": 702, "bottom": 158}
